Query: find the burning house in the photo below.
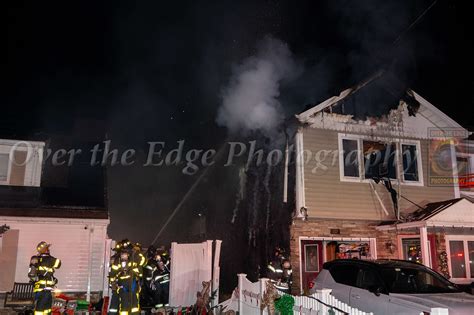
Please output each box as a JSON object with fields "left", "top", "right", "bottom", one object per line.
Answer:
{"left": 0, "top": 136, "right": 110, "bottom": 297}
{"left": 288, "top": 72, "right": 474, "bottom": 294}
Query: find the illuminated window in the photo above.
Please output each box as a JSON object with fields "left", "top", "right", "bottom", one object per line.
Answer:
{"left": 446, "top": 237, "right": 474, "bottom": 281}
{"left": 449, "top": 241, "right": 466, "bottom": 278}
{"left": 401, "top": 237, "right": 422, "bottom": 264}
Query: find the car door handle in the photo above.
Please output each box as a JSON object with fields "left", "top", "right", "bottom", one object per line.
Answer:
{"left": 351, "top": 294, "right": 361, "bottom": 299}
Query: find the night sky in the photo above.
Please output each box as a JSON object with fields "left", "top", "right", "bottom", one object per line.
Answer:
{"left": 5, "top": 0, "right": 473, "bottom": 245}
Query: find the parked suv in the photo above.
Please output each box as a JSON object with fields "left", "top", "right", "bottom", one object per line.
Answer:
{"left": 311, "top": 259, "right": 474, "bottom": 314}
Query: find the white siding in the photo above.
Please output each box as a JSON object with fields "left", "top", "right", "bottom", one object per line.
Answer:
{"left": 1, "top": 216, "right": 109, "bottom": 292}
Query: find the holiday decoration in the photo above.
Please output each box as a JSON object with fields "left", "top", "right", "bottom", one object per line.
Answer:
{"left": 274, "top": 294, "right": 295, "bottom": 315}
{"left": 261, "top": 281, "right": 279, "bottom": 315}
{"left": 0, "top": 224, "right": 9, "bottom": 236}
{"left": 438, "top": 251, "right": 450, "bottom": 279}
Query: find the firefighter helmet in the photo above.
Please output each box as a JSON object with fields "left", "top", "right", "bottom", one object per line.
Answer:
{"left": 155, "top": 249, "right": 170, "bottom": 263}
{"left": 146, "top": 245, "right": 157, "bottom": 259}
{"left": 133, "top": 242, "right": 142, "bottom": 251}
{"left": 115, "top": 238, "right": 131, "bottom": 250}
{"left": 121, "top": 239, "right": 132, "bottom": 248}
{"left": 36, "top": 241, "right": 51, "bottom": 253}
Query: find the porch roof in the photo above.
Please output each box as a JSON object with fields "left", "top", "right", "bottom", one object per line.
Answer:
{"left": 376, "top": 198, "right": 474, "bottom": 230}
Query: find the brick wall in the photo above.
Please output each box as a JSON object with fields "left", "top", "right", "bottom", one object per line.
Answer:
{"left": 289, "top": 218, "right": 450, "bottom": 293}
{"left": 290, "top": 218, "right": 401, "bottom": 294}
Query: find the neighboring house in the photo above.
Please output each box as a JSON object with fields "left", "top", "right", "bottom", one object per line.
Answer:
{"left": 0, "top": 138, "right": 111, "bottom": 296}
{"left": 289, "top": 73, "right": 474, "bottom": 294}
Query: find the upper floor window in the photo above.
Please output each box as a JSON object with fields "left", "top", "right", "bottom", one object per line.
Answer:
{"left": 402, "top": 144, "right": 420, "bottom": 182}
{"left": 0, "top": 140, "right": 44, "bottom": 187}
{"left": 363, "top": 140, "right": 397, "bottom": 180}
{"left": 0, "top": 153, "right": 9, "bottom": 183}
{"left": 342, "top": 139, "right": 359, "bottom": 178}
{"left": 456, "top": 156, "right": 470, "bottom": 176}
{"left": 338, "top": 133, "right": 423, "bottom": 185}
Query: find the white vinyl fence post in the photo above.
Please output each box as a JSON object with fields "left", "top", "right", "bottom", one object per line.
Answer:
{"left": 317, "top": 289, "right": 332, "bottom": 315}
{"left": 259, "top": 278, "right": 268, "bottom": 314}
{"left": 212, "top": 240, "right": 222, "bottom": 309}
{"left": 429, "top": 308, "right": 449, "bottom": 315}
{"left": 238, "top": 274, "right": 246, "bottom": 315}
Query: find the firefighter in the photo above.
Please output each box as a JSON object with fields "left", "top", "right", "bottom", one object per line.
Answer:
{"left": 28, "top": 241, "right": 61, "bottom": 315}
{"left": 267, "top": 247, "right": 291, "bottom": 292}
{"left": 152, "top": 250, "right": 170, "bottom": 309}
{"left": 113, "top": 241, "right": 145, "bottom": 314}
{"left": 267, "top": 247, "right": 284, "bottom": 281}
{"left": 131, "top": 242, "right": 147, "bottom": 273}
{"left": 279, "top": 258, "right": 292, "bottom": 293}
{"left": 141, "top": 246, "right": 158, "bottom": 308}
{"left": 108, "top": 242, "right": 123, "bottom": 315}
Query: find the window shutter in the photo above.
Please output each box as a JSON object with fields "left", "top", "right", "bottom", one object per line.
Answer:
{"left": 9, "top": 150, "right": 27, "bottom": 186}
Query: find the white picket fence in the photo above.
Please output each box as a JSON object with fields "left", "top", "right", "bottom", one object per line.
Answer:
{"left": 291, "top": 289, "right": 373, "bottom": 315}
{"left": 218, "top": 274, "right": 451, "bottom": 315}
{"left": 219, "top": 274, "right": 373, "bottom": 315}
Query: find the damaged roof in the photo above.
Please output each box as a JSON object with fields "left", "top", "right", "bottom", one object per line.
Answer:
{"left": 404, "top": 198, "right": 463, "bottom": 222}
{"left": 378, "top": 197, "right": 474, "bottom": 227}
{"left": 296, "top": 70, "right": 467, "bottom": 136}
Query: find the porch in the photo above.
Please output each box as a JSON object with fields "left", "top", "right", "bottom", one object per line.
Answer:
{"left": 376, "top": 198, "right": 474, "bottom": 284}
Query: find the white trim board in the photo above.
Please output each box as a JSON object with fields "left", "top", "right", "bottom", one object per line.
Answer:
{"left": 0, "top": 215, "right": 110, "bottom": 226}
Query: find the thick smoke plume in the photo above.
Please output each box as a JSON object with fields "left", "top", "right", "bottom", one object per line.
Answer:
{"left": 217, "top": 37, "right": 300, "bottom": 136}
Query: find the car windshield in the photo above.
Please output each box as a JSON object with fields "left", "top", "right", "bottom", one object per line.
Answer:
{"left": 380, "top": 266, "right": 460, "bottom": 294}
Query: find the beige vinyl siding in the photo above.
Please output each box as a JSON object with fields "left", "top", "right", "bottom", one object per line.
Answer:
{"left": 302, "top": 127, "right": 455, "bottom": 220}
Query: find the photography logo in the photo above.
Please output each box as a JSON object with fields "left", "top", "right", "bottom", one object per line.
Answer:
{"left": 428, "top": 128, "right": 469, "bottom": 186}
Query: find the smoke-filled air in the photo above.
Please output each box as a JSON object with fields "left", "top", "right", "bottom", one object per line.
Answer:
{"left": 216, "top": 37, "right": 300, "bottom": 136}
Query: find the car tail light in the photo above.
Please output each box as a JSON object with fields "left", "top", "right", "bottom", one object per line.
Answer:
{"left": 421, "top": 312, "right": 430, "bottom": 315}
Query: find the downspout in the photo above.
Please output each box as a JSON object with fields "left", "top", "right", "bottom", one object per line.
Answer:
{"left": 283, "top": 139, "right": 289, "bottom": 203}
{"left": 450, "top": 139, "right": 460, "bottom": 198}
{"left": 295, "top": 128, "right": 305, "bottom": 218}
{"left": 397, "top": 130, "right": 402, "bottom": 221}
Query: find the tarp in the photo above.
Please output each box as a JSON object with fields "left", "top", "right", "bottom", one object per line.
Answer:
{"left": 169, "top": 240, "right": 213, "bottom": 307}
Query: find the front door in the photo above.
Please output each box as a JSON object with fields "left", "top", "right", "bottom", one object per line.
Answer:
{"left": 301, "top": 240, "right": 323, "bottom": 293}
